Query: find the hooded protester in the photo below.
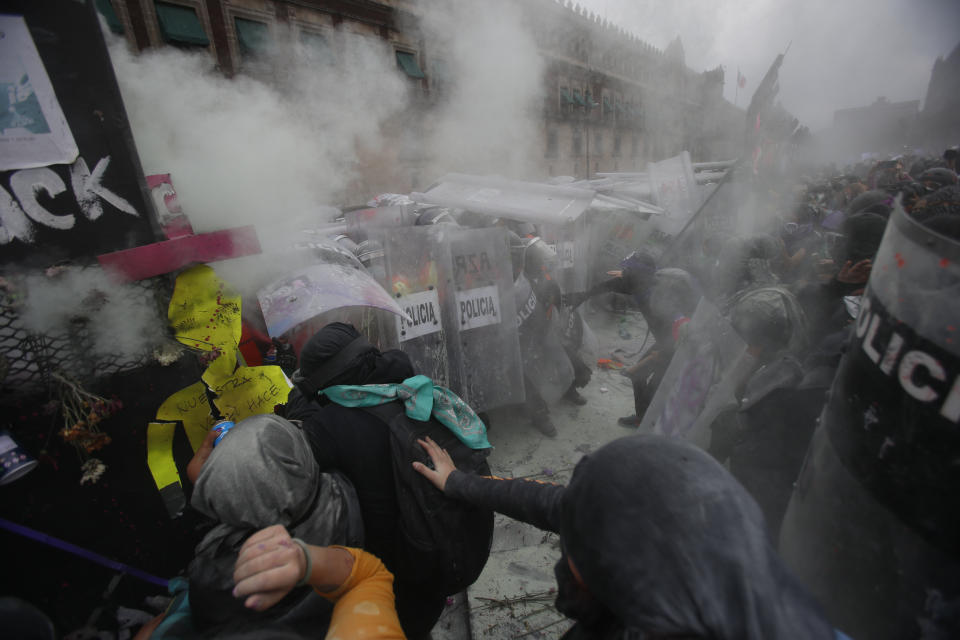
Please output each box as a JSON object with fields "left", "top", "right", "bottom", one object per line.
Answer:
{"left": 846, "top": 189, "right": 892, "bottom": 217}
{"left": 174, "top": 414, "right": 363, "bottom": 636}
{"left": 711, "top": 234, "right": 786, "bottom": 302}
{"left": 412, "top": 434, "right": 841, "bottom": 640}
{"left": 706, "top": 287, "right": 818, "bottom": 539}
{"left": 918, "top": 167, "right": 959, "bottom": 193}
{"left": 565, "top": 251, "right": 700, "bottom": 426}
{"left": 282, "top": 322, "right": 490, "bottom": 638}
{"left": 796, "top": 212, "right": 886, "bottom": 341}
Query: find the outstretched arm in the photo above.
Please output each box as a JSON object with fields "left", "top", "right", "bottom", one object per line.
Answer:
{"left": 414, "top": 437, "right": 566, "bottom": 533}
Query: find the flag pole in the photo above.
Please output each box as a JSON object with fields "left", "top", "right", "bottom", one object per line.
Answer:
{"left": 734, "top": 66, "right": 740, "bottom": 107}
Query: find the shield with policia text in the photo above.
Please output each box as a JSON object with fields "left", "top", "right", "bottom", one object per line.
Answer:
{"left": 378, "top": 225, "right": 457, "bottom": 390}
{"left": 778, "top": 202, "right": 960, "bottom": 640}
{"left": 379, "top": 225, "right": 525, "bottom": 412}
{"left": 513, "top": 271, "right": 575, "bottom": 405}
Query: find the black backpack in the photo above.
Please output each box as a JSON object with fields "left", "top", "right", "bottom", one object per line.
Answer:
{"left": 362, "top": 401, "right": 494, "bottom": 596}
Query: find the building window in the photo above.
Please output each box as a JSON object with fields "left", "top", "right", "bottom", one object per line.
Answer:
{"left": 300, "top": 30, "right": 334, "bottom": 65}
{"left": 156, "top": 2, "right": 209, "bottom": 48}
{"left": 396, "top": 50, "right": 426, "bottom": 79}
{"left": 430, "top": 58, "right": 451, "bottom": 93}
{"left": 572, "top": 88, "right": 586, "bottom": 109}
{"left": 234, "top": 17, "right": 269, "bottom": 58}
{"left": 573, "top": 129, "right": 583, "bottom": 157}
{"left": 96, "top": 0, "right": 124, "bottom": 34}
{"left": 584, "top": 90, "right": 595, "bottom": 109}
{"left": 613, "top": 134, "right": 621, "bottom": 157}
{"left": 602, "top": 94, "right": 612, "bottom": 123}
{"left": 546, "top": 130, "right": 558, "bottom": 158}
{"left": 560, "top": 86, "right": 574, "bottom": 116}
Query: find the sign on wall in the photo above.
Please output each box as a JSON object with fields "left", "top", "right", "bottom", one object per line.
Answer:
{"left": 0, "top": 1, "right": 158, "bottom": 268}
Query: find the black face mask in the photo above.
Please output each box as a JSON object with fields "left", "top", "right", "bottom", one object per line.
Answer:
{"left": 554, "top": 552, "right": 614, "bottom": 631}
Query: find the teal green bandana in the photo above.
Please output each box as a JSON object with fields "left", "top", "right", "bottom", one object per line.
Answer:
{"left": 320, "top": 374, "right": 491, "bottom": 449}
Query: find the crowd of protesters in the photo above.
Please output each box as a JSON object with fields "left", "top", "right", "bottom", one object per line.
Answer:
{"left": 7, "top": 146, "right": 957, "bottom": 640}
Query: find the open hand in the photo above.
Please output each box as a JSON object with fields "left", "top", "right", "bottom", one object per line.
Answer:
{"left": 837, "top": 259, "right": 872, "bottom": 284}
{"left": 233, "top": 525, "right": 306, "bottom": 611}
{"left": 413, "top": 437, "right": 456, "bottom": 492}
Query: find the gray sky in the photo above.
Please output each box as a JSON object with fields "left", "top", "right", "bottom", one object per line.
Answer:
{"left": 575, "top": 0, "right": 960, "bottom": 131}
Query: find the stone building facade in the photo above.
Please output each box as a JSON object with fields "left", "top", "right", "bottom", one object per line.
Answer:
{"left": 97, "top": 0, "right": 743, "bottom": 185}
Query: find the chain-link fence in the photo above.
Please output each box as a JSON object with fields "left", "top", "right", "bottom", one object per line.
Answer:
{"left": 0, "top": 271, "right": 170, "bottom": 398}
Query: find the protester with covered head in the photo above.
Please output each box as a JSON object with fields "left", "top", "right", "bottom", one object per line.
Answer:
{"left": 144, "top": 414, "right": 363, "bottom": 638}
{"left": 565, "top": 250, "right": 700, "bottom": 426}
{"left": 281, "top": 322, "right": 491, "bottom": 638}
{"left": 796, "top": 211, "right": 886, "bottom": 341}
{"left": 706, "top": 286, "right": 820, "bottom": 539}
{"left": 412, "top": 434, "right": 841, "bottom": 640}
{"left": 710, "top": 232, "right": 791, "bottom": 302}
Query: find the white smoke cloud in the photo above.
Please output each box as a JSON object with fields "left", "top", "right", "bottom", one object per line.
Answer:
{"left": 105, "top": 25, "right": 411, "bottom": 235}
{"left": 417, "top": 0, "right": 547, "bottom": 179}
{"left": 18, "top": 266, "right": 165, "bottom": 363}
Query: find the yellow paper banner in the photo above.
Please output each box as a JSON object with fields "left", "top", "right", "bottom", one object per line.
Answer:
{"left": 156, "top": 381, "right": 216, "bottom": 451}
{"left": 201, "top": 347, "right": 238, "bottom": 391}
{"left": 212, "top": 365, "right": 292, "bottom": 423}
{"left": 168, "top": 265, "right": 242, "bottom": 352}
{"left": 146, "top": 422, "right": 180, "bottom": 491}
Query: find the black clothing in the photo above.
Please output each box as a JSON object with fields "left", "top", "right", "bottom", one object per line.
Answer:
{"left": 586, "top": 269, "right": 698, "bottom": 351}
{"left": 297, "top": 322, "right": 412, "bottom": 391}
{"left": 287, "top": 341, "right": 444, "bottom": 637}
{"left": 447, "top": 436, "right": 836, "bottom": 640}
{"left": 712, "top": 357, "right": 823, "bottom": 539}
{"left": 446, "top": 469, "right": 564, "bottom": 533}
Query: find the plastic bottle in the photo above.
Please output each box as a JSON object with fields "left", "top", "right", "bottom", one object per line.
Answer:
{"left": 212, "top": 419, "right": 235, "bottom": 447}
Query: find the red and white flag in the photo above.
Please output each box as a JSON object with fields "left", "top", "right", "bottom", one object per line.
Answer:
{"left": 737, "top": 69, "right": 746, "bottom": 88}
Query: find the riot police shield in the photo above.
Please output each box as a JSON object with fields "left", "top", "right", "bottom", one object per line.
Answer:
{"left": 378, "top": 226, "right": 525, "bottom": 412}
{"left": 513, "top": 272, "right": 575, "bottom": 405}
{"left": 779, "top": 203, "right": 960, "bottom": 640}
{"left": 448, "top": 227, "right": 526, "bottom": 410}
{"left": 378, "top": 225, "right": 458, "bottom": 391}
{"left": 256, "top": 240, "right": 408, "bottom": 338}
{"left": 639, "top": 298, "right": 753, "bottom": 449}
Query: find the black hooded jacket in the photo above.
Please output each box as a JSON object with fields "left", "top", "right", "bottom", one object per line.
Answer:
{"left": 446, "top": 435, "right": 836, "bottom": 639}
{"left": 284, "top": 323, "right": 415, "bottom": 576}
{"left": 282, "top": 323, "right": 449, "bottom": 637}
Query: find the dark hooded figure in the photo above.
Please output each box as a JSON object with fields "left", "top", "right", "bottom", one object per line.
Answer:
{"left": 566, "top": 251, "right": 700, "bottom": 425}
{"left": 413, "top": 434, "right": 840, "bottom": 640}
{"left": 707, "top": 287, "right": 819, "bottom": 539}
{"left": 187, "top": 414, "right": 362, "bottom": 635}
{"left": 281, "top": 322, "right": 448, "bottom": 638}
{"left": 845, "top": 189, "right": 892, "bottom": 217}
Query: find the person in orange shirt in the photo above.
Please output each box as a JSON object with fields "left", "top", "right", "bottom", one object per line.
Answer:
{"left": 232, "top": 524, "right": 405, "bottom": 640}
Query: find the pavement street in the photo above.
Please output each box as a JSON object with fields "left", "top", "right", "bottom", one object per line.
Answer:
{"left": 433, "top": 303, "right": 651, "bottom": 639}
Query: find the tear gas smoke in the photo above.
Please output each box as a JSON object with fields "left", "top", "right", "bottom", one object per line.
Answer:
{"left": 19, "top": 267, "right": 165, "bottom": 363}
{"left": 417, "top": 0, "right": 547, "bottom": 180}
{"left": 106, "top": 26, "right": 410, "bottom": 237}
